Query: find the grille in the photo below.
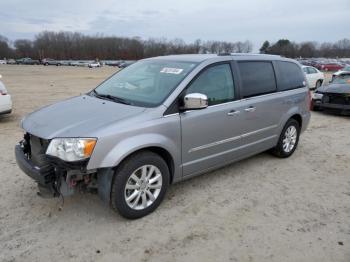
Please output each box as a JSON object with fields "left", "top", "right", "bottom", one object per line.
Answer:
{"left": 25, "top": 134, "right": 52, "bottom": 169}
{"left": 323, "top": 93, "right": 350, "bottom": 105}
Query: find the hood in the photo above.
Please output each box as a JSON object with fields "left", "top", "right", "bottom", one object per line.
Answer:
{"left": 22, "top": 95, "right": 146, "bottom": 139}
{"left": 316, "top": 83, "right": 350, "bottom": 94}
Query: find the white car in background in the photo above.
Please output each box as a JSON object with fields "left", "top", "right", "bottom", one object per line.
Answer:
{"left": 88, "top": 61, "right": 101, "bottom": 68}
{"left": 332, "top": 65, "right": 350, "bottom": 78}
{"left": 0, "top": 60, "right": 7, "bottom": 65}
{"left": 0, "top": 75, "right": 12, "bottom": 115}
{"left": 302, "top": 66, "right": 325, "bottom": 89}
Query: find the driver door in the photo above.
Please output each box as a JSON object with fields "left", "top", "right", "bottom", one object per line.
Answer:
{"left": 180, "top": 63, "right": 245, "bottom": 177}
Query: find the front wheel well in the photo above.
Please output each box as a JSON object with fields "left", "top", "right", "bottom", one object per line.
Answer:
{"left": 118, "top": 147, "right": 175, "bottom": 184}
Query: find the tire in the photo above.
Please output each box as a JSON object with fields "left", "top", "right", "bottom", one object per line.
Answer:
{"left": 271, "top": 119, "right": 300, "bottom": 158}
{"left": 315, "top": 80, "right": 322, "bottom": 89}
{"left": 111, "top": 151, "right": 170, "bottom": 219}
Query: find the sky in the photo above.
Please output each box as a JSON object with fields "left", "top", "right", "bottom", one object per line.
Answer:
{"left": 0, "top": 0, "right": 349, "bottom": 51}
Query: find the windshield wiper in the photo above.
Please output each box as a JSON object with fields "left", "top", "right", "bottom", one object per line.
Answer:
{"left": 91, "top": 90, "right": 132, "bottom": 105}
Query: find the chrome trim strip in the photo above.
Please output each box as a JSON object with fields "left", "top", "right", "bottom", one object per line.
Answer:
{"left": 184, "top": 135, "right": 277, "bottom": 167}
{"left": 241, "top": 124, "right": 278, "bottom": 138}
{"left": 188, "top": 124, "right": 278, "bottom": 153}
{"left": 189, "top": 135, "right": 240, "bottom": 153}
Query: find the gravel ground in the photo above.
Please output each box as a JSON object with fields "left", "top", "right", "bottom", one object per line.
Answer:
{"left": 0, "top": 65, "right": 349, "bottom": 262}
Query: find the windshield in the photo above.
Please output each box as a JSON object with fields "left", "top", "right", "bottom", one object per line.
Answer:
{"left": 94, "top": 60, "right": 198, "bottom": 107}
{"left": 332, "top": 74, "right": 350, "bottom": 84}
{"left": 342, "top": 66, "right": 350, "bottom": 71}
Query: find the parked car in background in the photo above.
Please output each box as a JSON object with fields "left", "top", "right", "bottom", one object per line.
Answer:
{"left": 0, "top": 75, "right": 12, "bottom": 115}
{"left": 15, "top": 54, "right": 310, "bottom": 219}
{"left": 318, "top": 63, "right": 343, "bottom": 71}
{"left": 0, "top": 60, "right": 6, "bottom": 65}
{"left": 71, "top": 61, "right": 90, "bottom": 67}
{"left": 88, "top": 61, "right": 101, "bottom": 68}
{"left": 42, "top": 58, "right": 63, "bottom": 66}
{"left": 118, "top": 60, "right": 136, "bottom": 68}
{"left": 302, "top": 66, "right": 324, "bottom": 89}
{"left": 332, "top": 65, "right": 350, "bottom": 78}
{"left": 6, "top": 59, "right": 16, "bottom": 65}
{"left": 311, "top": 72, "right": 350, "bottom": 115}
{"left": 17, "top": 58, "right": 40, "bottom": 65}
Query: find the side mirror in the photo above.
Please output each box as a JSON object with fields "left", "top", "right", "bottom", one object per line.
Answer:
{"left": 183, "top": 93, "right": 208, "bottom": 110}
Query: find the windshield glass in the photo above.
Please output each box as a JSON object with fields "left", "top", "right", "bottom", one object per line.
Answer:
{"left": 332, "top": 74, "right": 350, "bottom": 84}
{"left": 342, "top": 66, "right": 350, "bottom": 71}
{"left": 94, "top": 60, "right": 198, "bottom": 107}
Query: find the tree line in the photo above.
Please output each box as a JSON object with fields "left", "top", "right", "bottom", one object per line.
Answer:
{"left": 0, "top": 31, "right": 252, "bottom": 60}
{"left": 259, "top": 39, "right": 350, "bottom": 58}
{"left": 0, "top": 31, "right": 349, "bottom": 60}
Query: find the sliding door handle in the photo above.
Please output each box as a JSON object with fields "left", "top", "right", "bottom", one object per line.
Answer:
{"left": 244, "top": 106, "right": 256, "bottom": 112}
{"left": 227, "top": 110, "right": 240, "bottom": 116}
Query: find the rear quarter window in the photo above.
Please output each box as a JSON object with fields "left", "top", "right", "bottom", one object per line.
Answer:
{"left": 238, "top": 61, "right": 277, "bottom": 98}
{"left": 277, "top": 61, "right": 305, "bottom": 91}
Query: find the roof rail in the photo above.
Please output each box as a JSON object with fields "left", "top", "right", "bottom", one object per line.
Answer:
{"left": 218, "top": 53, "right": 281, "bottom": 57}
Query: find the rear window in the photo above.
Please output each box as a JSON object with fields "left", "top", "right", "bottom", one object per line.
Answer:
{"left": 238, "top": 61, "right": 277, "bottom": 98}
{"left": 277, "top": 61, "right": 305, "bottom": 91}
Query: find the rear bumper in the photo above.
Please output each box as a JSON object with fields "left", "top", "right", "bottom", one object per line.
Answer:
{"left": 0, "top": 94, "right": 12, "bottom": 114}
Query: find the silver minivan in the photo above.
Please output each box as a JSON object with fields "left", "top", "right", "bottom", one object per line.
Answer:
{"left": 15, "top": 54, "right": 311, "bottom": 219}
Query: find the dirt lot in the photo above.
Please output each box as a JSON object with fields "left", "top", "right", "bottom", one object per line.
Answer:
{"left": 0, "top": 65, "right": 349, "bottom": 262}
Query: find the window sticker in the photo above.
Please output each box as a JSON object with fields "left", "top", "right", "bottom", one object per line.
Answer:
{"left": 160, "top": 67, "right": 184, "bottom": 74}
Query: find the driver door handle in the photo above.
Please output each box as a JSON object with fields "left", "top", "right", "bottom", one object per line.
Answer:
{"left": 244, "top": 106, "right": 256, "bottom": 112}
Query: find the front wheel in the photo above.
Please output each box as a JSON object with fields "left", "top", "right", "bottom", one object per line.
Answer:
{"left": 111, "top": 151, "right": 169, "bottom": 219}
{"left": 271, "top": 119, "right": 300, "bottom": 158}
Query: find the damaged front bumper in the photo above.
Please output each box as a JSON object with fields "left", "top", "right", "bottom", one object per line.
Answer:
{"left": 15, "top": 136, "right": 96, "bottom": 198}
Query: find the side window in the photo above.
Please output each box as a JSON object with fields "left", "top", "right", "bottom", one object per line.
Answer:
{"left": 186, "top": 64, "right": 235, "bottom": 105}
{"left": 308, "top": 67, "right": 317, "bottom": 74}
{"left": 238, "top": 61, "right": 277, "bottom": 98}
{"left": 277, "top": 61, "right": 305, "bottom": 91}
{"left": 303, "top": 67, "right": 309, "bottom": 74}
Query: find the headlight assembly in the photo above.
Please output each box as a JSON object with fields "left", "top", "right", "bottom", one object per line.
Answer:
{"left": 312, "top": 92, "right": 323, "bottom": 100}
{"left": 46, "top": 138, "right": 97, "bottom": 162}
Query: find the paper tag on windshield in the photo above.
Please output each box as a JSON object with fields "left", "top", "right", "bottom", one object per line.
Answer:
{"left": 160, "top": 67, "right": 183, "bottom": 74}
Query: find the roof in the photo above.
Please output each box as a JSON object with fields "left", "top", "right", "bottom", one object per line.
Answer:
{"left": 149, "top": 53, "right": 290, "bottom": 63}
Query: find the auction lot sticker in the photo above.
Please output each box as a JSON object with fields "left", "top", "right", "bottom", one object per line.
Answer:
{"left": 160, "top": 67, "right": 184, "bottom": 74}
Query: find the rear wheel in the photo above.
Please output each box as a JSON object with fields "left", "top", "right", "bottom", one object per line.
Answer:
{"left": 271, "top": 119, "right": 300, "bottom": 158}
{"left": 111, "top": 151, "right": 169, "bottom": 219}
{"left": 315, "top": 80, "right": 322, "bottom": 89}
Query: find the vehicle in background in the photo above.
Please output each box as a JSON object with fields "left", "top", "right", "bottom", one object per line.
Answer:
{"left": 42, "top": 58, "right": 63, "bottom": 66}
{"left": 17, "top": 58, "right": 40, "bottom": 65}
{"left": 71, "top": 61, "right": 90, "bottom": 67}
{"left": 332, "top": 65, "right": 350, "bottom": 79}
{"left": 15, "top": 54, "right": 310, "bottom": 219}
{"left": 317, "top": 62, "right": 343, "bottom": 71}
{"left": 311, "top": 72, "right": 350, "bottom": 115}
{"left": 88, "top": 61, "right": 101, "bottom": 68}
{"left": 0, "top": 60, "right": 6, "bottom": 65}
{"left": 302, "top": 66, "right": 324, "bottom": 89}
{"left": 118, "top": 61, "right": 136, "bottom": 68}
{"left": 6, "top": 59, "right": 16, "bottom": 65}
{"left": 0, "top": 75, "right": 12, "bottom": 115}
{"left": 104, "top": 60, "right": 124, "bottom": 67}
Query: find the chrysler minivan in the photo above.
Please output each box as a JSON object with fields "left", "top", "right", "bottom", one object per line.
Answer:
{"left": 15, "top": 54, "right": 310, "bottom": 219}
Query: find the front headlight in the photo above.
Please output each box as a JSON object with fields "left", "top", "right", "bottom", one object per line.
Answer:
{"left": 312, "top": 92, "right": 323, "bottom": 100}
{"left": 46, "top": 138, "right": 97, "bottom": 162}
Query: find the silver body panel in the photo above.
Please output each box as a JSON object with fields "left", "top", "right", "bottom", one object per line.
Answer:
{"left": 21, "top": 54, "right": 310, "bottom": 184}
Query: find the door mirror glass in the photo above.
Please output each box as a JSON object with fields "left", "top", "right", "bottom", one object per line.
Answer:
{"left": 183, "top": 93, "right": 208, "bottom": 110}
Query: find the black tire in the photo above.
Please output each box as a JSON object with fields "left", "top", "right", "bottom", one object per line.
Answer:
{"left": 315, "top": 80, "right": 322, "bottom": 89}
{"left": 271, "top": 119, "right": 300, "bottom": 158}
{"left": 111, "top": 151, "right": 170, "bottom": 219}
